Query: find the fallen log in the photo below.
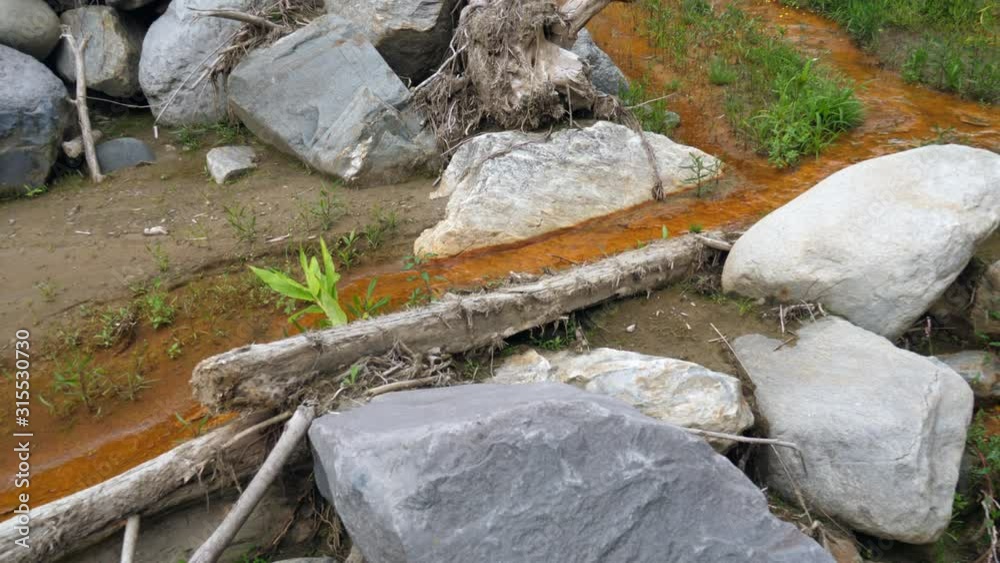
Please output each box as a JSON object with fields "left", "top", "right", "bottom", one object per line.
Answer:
{"left": 192, "top": 235, "right": 704, "bottom": 413}
{"left": 0, "top": 412, "right": 275, "bottom": 563}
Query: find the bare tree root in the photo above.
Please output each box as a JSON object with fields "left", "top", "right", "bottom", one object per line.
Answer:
{"left": 414, "top": 0, "right": 633, "bottom": 149}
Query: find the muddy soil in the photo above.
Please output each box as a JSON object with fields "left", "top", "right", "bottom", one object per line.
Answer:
{"left": 0, "top": 109, "right": 445, "bottom": 343}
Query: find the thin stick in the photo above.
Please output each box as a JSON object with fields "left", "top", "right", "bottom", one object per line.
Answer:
{"left": 709, "top": 323, "right": 753, "bottom": 379}
{"left": 222, "top": 411, "right": 292, "bottom": 449}
{"left": 188, "top": 404, "right": 315, "bottom": 563}
{"left": 119, "top": 514, "right": 140, "bottom": 563}
{"left": 366, "top": 376, "right": 438, "bottom": 398}
{"left": 626, "top": 92, "right": 677, "bottom": 109}
{"left": 61, "top": 28, "right": 104, "bottom": 183}
{"left": 693, "top": 234, "right": 733, "bottom": 251}
{"left": 191, "top": 8, "right": 286, "bottom": 30}
{"left": 683, "top": 427, "right": 803, "bottom": 455}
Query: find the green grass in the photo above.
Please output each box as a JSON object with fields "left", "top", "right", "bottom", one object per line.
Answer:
{"left": 783, "top": 0, "right": 999, "bottom": 103}
{"left": 638, "top": 0, "right": 864, "bottom": 167}
{"left": 619, "top": 76, "right": 681, "bottom": 135}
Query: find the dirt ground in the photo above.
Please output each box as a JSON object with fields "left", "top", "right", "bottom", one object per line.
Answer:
{"left": 0, "top": 108, "right": 446, "bottom": 346}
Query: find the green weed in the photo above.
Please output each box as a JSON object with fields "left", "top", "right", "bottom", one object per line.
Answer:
{"left": 349, "top": 278, "right": 390, "bottom": 320}
{"left": 224, "top": 204, "right": 257, "bottom": 245}
{"left": 403, "top": 253, "right": 445, "bottom": 307}
{"left": 299, "top": 184, "right": 345, "bottom": 231}
{"left": 250, "top": 238, "right": 348, "bottom": 330}
{"left": 708, "top": 57, "right": 738, "bottom": 85}
{"left": 143, "top": 282, "right": 176, "bottom": 329}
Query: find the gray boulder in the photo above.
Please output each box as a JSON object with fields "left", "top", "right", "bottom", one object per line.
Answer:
{"left": 493, "top": 348, "right": 754, "bottom": 450}
{"left": 206, "top": 145, "right": 256, "bottom": 184}
{"left": 54, "top": 7, "right": 145, "bottom": 97}
{"left": 734, "top": 316, "right": 974, "bottom": 543}
{"left": 937, "top": 350, "right": 1000, "bottom": 401}
{"left": 414, "top": 121, "right": 720, "bottom": 257}
{"left": 324, "top": 0, "right": 457, "bottom": 83}
{"left": 0, "top": 45, "right": 70, "bottom": 195}
{"left": 140, "top": 0, "right": 254, "bottom": 126}
{"left": 309, "top": 383, "right": 834, "bottom": 563}
{"left": 722, "top": 145, "right": 1000, "bottom": 339}
{"left": 0, "top": 0, "right": 60, "bottom": 60}
{"left": 228, "top": 15, "right": 436, "bottom": 185}
{"left": 95, "top": 137, "right": 155, "bottom": 173}
{"left": 571, "top": 29, "right": 628, "bottom": 96}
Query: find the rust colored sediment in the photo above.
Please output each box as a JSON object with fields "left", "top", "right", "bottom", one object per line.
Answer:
{"left": 4, "top": 0, "right": 999, "bottom": 515}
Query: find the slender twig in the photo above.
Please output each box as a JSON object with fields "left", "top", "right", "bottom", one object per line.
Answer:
{"left": 366, "top": 376, "right": 439, "bottom": 398}
{"left": 683, "top": 427, "right": 803, "bottom": 455}
{"left": 61, "top": 28, "right": 104, "bottom": 183}
{"left": 191, "top": 8, "right": 286, "bottom": 30}
{"left": 222, "top": 410, "right": 292, "bottom": 449}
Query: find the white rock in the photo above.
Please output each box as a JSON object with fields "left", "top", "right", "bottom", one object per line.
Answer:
{"left": 493, "top": 348, "right": 754, "bottom": 450}
{"left": 722, "top": 145, "right": 1000, "bottom": 338}
{"left": 415, "top": 121, "right": 721, "bottom": 257}
{"left": 143, "top": 226, "right": 168, "bottom": 236}
{"left": 206, "top": 146, "right": 257, "bottom": 184}
{"left": 734, "top": 316, "right": 974, "bottom": 543}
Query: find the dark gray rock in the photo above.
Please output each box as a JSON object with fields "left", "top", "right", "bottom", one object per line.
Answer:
{"left": 140, "top": 0, "right": 255, "bottom": 125}
{"left": 0, "top": 44, "right": 70, "bottom": 196}
{"left": 734, "top": 317, "right": 974, "bottom": 543}
{"left": 324, "top": 0, "right": 458, "bottom": 83}
{"left": 228, "top": 14, "right": 436, "bottom": 184}
{"left": 54, "top": 6, "right": 145, "bottom": 97}
{"left": 0, "top": 0, "right": 61, "bottom": 60}
{"left": 309, "top": 382, "right": 834, "bottom": 563}
{"left": 571, "top": 29, "right": 628, "bottom": 96}
{"left": 106, "top": 0, "right": 158, "bottom": 10}
{"left": 95, "top": 137, "right": 155, "bottom": 173}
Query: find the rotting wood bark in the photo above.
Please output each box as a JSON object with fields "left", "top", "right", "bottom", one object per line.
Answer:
{"left": 192, "top": 236, "right": 704, "bottom": 413}
{"left": 0, "top": 412, "right": 275, "bottom": 563}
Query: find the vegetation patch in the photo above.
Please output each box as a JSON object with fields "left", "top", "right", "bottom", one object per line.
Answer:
{"left": 783, "top": 0, "right": 999, "bottom": 103}
{"left": 638, "top": 0, "right": 864, "bottom": 167}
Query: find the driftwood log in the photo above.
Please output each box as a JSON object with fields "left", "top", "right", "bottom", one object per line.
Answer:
{"left": 0, "top": 412, "right": 276, "bottom": 563}
{"left": 192, "top": 236, "right": 703, "bottom": 413}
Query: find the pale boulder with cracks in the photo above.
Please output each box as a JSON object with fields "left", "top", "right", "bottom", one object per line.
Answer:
{"left": 493, "top": 347, "right": 754, "bottom": 451}
{"left": 734, "top": 316, "right": 973, "bottom": 543}
{"left": 415, "top": 121, "right": 721, "bottom": 256}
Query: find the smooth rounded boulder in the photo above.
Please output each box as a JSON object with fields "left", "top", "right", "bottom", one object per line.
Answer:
{"left": 54, "top": 6, "right": 145, "bottom": 97}
{"left": 722, "top": 145, "right": 1000, "bottom": 338}
{"left": 0, "top": 45, "right": 71, "bottom": 196}
{"left": 0, "top": 0, "right": 61, "bottom": 60}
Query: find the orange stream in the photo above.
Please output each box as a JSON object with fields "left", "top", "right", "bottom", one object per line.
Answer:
{"left": 4, "top": 0, "right": 999, "bottom": 516}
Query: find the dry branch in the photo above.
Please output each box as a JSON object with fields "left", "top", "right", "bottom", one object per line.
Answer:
{"left": 192, "top": 236, "right": 702, "bottom": 413}
{"left": 61, "top": 28, "right": 103, "bottom": 183}
{"left": 191, "top": 8, "right": 287, "bottom": 31}
{"left": 189, "top": 405, "right": 315, "bottom": 563}
{"left": 0, "top": 413, "right": 275, "bottom": 563}
{"left": 119, "top": 515, "right": 140, "bottom": 563}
